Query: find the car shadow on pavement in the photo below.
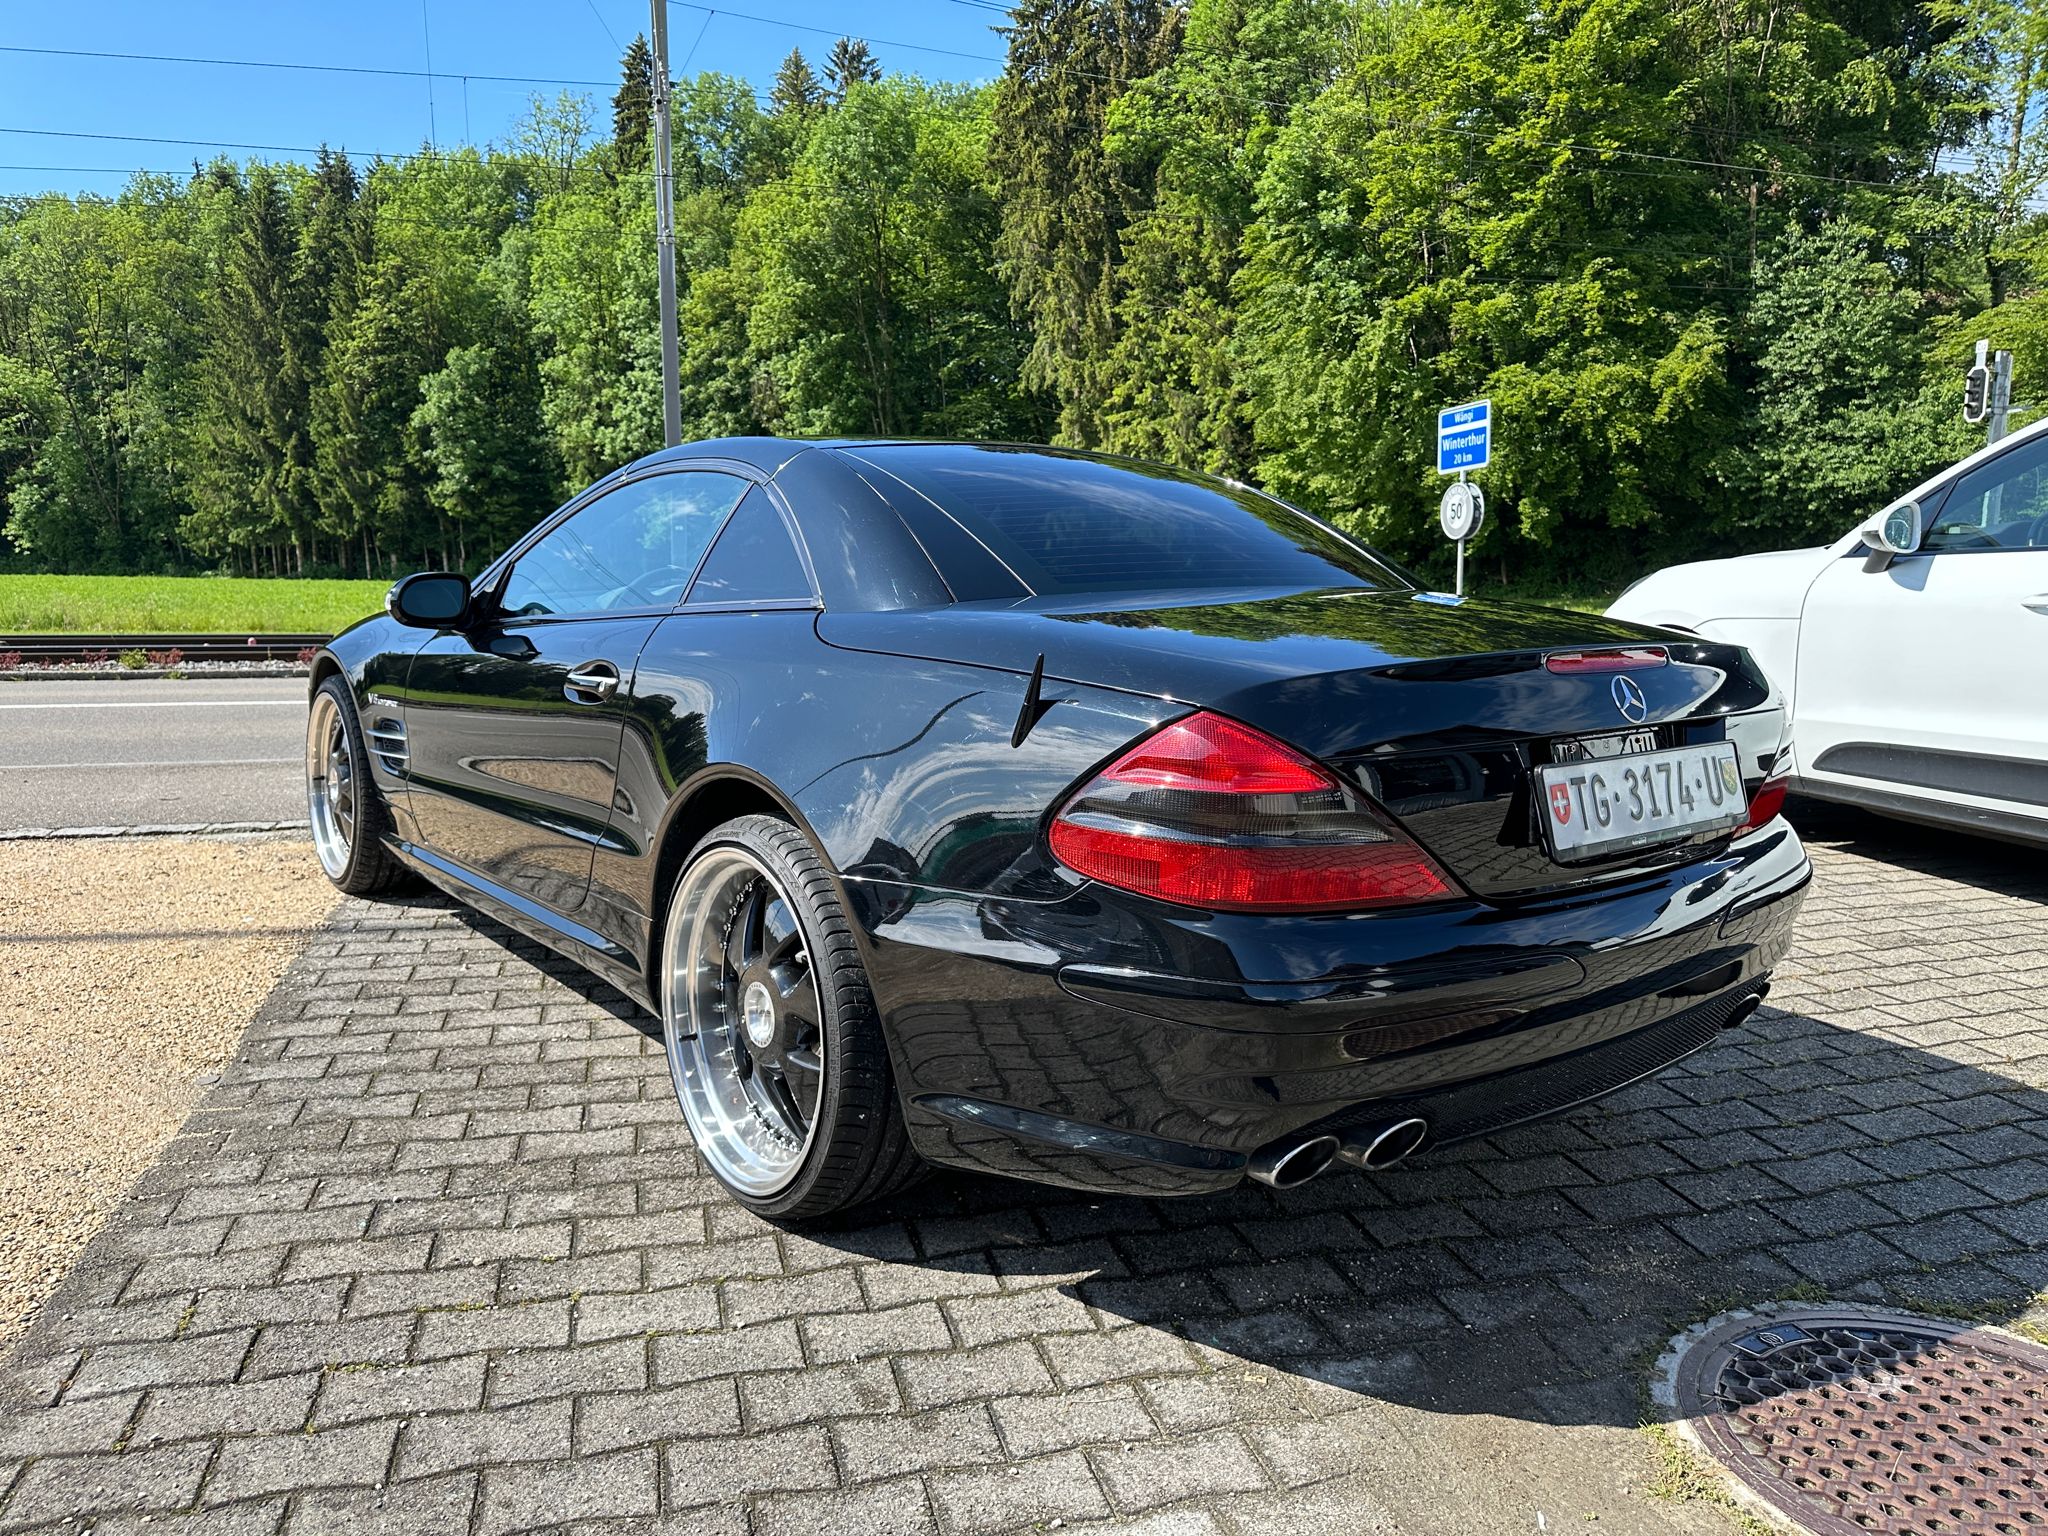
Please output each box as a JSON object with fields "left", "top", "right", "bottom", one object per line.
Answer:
{"left": 1787, "top": 794, "right": 2048, "bottom": 905}
{"left": 417, "top": 813, "right": 2048, "bottom": 1436}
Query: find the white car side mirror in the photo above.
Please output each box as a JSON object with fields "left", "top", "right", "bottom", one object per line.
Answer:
{"left": 1859, "top": 500, "right": 1922, "bottom": 560}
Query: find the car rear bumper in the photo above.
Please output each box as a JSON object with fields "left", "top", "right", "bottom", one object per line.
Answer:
{"left": 848, "top": 821, "right": 1812, "bottom": 1196}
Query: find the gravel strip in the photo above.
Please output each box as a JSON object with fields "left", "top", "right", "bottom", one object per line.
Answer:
{"left": 0, "top": 836, "right": 338, "bottom": 1343}
{"left": 0, "top": 820, "right": 310, "bottom": 842}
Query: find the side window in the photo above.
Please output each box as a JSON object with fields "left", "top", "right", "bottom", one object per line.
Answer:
{"left": 498, "top": 472, "right": 748, "bottom": 618}
{"left": 685, "top": 489, "right": 815, "bottom": 605}
{"left": 1923, "top": 435, "right": 2048, "bottom": 553}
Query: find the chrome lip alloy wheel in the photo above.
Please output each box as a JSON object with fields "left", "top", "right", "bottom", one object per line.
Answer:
{"left": 306, "top": 691, "right": 356, "bottom": 879}
{"left": 663, "top": 849, "right": 826, "bottom": 1196}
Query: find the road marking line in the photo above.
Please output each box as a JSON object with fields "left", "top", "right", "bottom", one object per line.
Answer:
{"left": 0, "top": 699, "right": 304, "bottom": 710}
{"left": 4, "top": 757, "right": 301, "bottom": 770}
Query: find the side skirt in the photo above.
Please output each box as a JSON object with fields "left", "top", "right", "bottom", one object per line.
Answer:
{"left": 392, "top": 840, "right": 656, "bottom": 1010}
{"left": 1792, "top": 778, "right": 2048, "bottom": 850}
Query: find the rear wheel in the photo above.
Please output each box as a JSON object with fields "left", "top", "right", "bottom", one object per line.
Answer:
{"left": 661, "top": 814, "right": 922, "bottom": 1220}
{"left": 306, "top": 677, "right": 409, "bottom": 895}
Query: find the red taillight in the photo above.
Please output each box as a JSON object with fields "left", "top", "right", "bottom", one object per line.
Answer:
{"left": 1740, "top": 770, "right": 1790, "bottom": 832}
{"left": 1544, "top": 646, "right": 1669, "bottom": 674}
{"left": 1047, "top": 712, "right": 1457, "bottom": 913}
{"left": 1100, "top": 713, "right": 1330, "bottom": 794}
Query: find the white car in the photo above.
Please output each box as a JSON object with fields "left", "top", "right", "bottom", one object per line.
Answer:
{"left": 1609, "top": 417, "right": 2048, "bottom": 846}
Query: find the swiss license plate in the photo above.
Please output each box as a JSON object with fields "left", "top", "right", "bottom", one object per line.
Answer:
{"left": 1538, "top": 741, "right": 1746, "bottom": 860}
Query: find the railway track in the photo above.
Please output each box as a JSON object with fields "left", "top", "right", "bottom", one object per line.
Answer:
{"left": 0, "top": 633, "right": 329, "bottom": 665}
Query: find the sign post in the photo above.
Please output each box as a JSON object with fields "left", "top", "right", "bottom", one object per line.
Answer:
{"left": 1439, "top": 481, "right": 1485, "bottom": 595}
{"left": 1435, "top": 399, "right": 1491, "bottom": 595}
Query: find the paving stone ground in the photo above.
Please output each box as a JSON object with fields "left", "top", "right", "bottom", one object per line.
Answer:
{"left": 4, "top": 803, "right": 2046, "bottom": 1536}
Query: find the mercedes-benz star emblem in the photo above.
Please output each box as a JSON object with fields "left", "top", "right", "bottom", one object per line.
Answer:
{"left": 1611, "top": 674, "right": 1649, "bottom": 724}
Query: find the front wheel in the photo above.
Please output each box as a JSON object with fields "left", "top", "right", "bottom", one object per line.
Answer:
{"left": 306, "top": 677, "right": 410, "bottom": 895}
{"left": 660, "top": 814, "right": 922, "bottom": 1220}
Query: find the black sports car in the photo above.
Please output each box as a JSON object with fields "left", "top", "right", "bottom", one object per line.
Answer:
{"left": 307, "top": 438, "right": 1810, "bottom": 1219}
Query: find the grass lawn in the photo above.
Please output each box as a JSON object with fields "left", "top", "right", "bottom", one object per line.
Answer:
{"left": 1507, "top": 592, "right": 1618, "bottom": 615}
{"left": 1480, "top": 583, "right": 1621, "bottom": 614}
{"left": 0, "top": 575, "right": 390, "bottom": 634}
{"left": 0, "top": 572, "right": 1620, "bottom": 634}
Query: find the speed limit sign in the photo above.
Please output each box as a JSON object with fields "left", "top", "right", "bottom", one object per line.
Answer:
{"left": 1439, "top": 480, "right": 1485, "bottom": 541}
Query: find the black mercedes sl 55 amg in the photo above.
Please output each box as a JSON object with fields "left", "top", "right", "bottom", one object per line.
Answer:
{"left": 306, "top": 438, "right": 1811, "bottom": 1219}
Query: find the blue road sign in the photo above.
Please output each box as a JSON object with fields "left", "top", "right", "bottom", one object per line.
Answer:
{"left": 1436, "top": 398, "right": 1491, "bottom": 474}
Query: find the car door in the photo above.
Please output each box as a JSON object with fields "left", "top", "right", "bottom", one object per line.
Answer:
{"left": 1794, "top": 430, "right": 2048, "bottom": 813}
{"left": 404, "top": 468, "right": 750, "bottom": 913}
{"left": 590, "top": 486, "right": 826, "bottom": 937}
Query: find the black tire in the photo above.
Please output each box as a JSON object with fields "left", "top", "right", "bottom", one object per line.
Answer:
{"left": 662, "top": 814, "right": 924, "bottom": 1221}
{"left": 307, "top": 676, "right": 412, "bottom": 896}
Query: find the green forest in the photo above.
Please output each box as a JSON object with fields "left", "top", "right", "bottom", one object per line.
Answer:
{"left": 1, "top": 0, "right": 2043, "bottom": 591}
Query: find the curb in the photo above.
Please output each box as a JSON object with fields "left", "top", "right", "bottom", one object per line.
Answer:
{"left": 0, "top": 666, "right": 308, "bottom": 682}
{"left": 0, "top": 819, "right": 310, "bottom": 841}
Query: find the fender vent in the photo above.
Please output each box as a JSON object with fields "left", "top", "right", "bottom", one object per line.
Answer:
{"left": 366, "top": 717, "right": 408, "bottom": 775}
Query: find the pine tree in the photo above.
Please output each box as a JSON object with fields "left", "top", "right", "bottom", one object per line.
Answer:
{"left": 824, "top": 38, "right": 881, "bottom": 102}
{"left": 762, "top": 48, "right": 828, "bottom": 178}
{"left": 296, "top": 148, "right": 359, "bottom": 312}
{"left": 310, "top": 195, "right": 418, "bottom": 575}
{"left": 613, "top": 35, "right": 654, "bottom": 168}
{"left": 188, "top": 164, "right": 319, "bottom": 569}
{"left": 1096, "top": 0, "right": 1341, "bottom": 476}
{"left": 770, "top": 49, "right": 825, "bottom": 119}
{"left": 292, "top": 149, "right": 361, "bottom": 570}
{"left": 413, "top": 322, "right": 557, "bottom": 566}
{"left": 990, "top": 0, "right": 1180, "bottom": 447}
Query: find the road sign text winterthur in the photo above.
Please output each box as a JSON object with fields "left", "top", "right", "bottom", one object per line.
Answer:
{"left": 1437, "top": 399, "right": 1491, "bottom": 475}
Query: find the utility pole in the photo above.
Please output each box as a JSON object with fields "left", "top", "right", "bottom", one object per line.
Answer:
{"left": 1990, "top": 347, "right": 2014, "bottom": 446}
{"left": 649, "top": 0, "right": 682, "bottom": 448}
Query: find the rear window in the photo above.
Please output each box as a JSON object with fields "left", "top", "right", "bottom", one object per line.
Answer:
{"left": 848, "top": 445, "right": 1403, "bottom": 600}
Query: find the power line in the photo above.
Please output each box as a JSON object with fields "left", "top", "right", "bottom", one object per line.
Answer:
{"left": 654, "top": 0, "right": 1968, "bottom": 201}
{"left": 0, "top": 27, "right": 1968, "bottom": 198}
{"left": 582, "top": 0, "right": 623, "bottom": 54}
{"left": 676, "top": 10, "right": 717, "bottom": 77}
{"left": 420, "top": 0, "right": 439, "bottom": 146}
{"left": 669, "top": 1, "right": 1002, "bottom": 66}
{"left": 0, "top": 43, "right": 618, "bottom": 90}
{"left": 0, "top": 118, "right": 1970, "bottom": 222}
{"left": 0, "top": 124, "right": 429, "bottom": 161}
{"left": 0, "top": 107, "right": 1961, "bottom": 209}
{"left": 0, "top": 9, "right": 1991, "bottom": 205}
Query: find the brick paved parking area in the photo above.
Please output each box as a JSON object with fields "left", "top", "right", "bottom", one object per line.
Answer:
{"left": 4, "top": 804, "right": 2046, "bottom": 1536}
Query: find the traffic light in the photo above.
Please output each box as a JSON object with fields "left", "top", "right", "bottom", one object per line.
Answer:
{"left": 1964, "top": 362, "right": 1991, "bottom": 423}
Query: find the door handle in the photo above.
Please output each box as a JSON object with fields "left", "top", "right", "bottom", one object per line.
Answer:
{"left": 563, "top": 662, "right": 620, "bottom": 702}
{"left": 2024, "top": 596, "right": 2048, "bottom": 615}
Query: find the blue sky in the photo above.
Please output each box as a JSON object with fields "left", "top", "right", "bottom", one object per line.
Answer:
{"left": 0, "top": 1, "right": 1009, "bottom": 198}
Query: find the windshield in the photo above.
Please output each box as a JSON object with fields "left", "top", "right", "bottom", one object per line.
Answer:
{"left": 848, "top": 444, "right": 1407, "bottom": 601}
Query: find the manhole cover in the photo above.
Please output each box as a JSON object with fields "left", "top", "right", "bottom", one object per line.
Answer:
{"left": 1655, "top": 1305, "right": 2048, "bottom": 1535}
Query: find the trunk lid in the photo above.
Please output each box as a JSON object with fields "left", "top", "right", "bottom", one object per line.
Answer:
{"left": 818, "top": 587, "right": 1784, "bottom": 899}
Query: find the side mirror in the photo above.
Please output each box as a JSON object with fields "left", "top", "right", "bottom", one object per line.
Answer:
{"left": 1859, "top": 501, "right": 1921, "bottom": 570}
{"left": 387, "top": 571, "right": 473, "bottom": 629}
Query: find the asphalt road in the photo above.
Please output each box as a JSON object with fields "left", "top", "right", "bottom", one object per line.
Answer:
{"left": 0, "top": 676, "right": 308, "bottom": 832}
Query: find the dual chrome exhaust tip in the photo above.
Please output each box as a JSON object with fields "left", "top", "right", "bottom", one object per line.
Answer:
{"left": 1245, "top": 1115, "right": 1431, "bottom": 1189}
{"left": 1336, "top": 1116, "right": 1430, "bottom": 1172}
{"left": 1719, "top": 986, "right": 1768, "bottom": 1031}
{"left": 1245, "top": 987, "right": 1768, "bottom": 1190}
